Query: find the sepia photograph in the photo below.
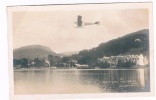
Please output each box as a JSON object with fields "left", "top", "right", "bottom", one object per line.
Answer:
{"left": 7, "top": 2, "right": 154, "bottom": 99}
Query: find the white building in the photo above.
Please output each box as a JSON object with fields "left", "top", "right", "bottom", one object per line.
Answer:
{"left": 137, "top": 54, "right": 148, "bottom": 66}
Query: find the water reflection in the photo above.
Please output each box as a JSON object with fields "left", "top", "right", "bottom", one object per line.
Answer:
{"left": 14, "top": 68, "right": 150, "bottom": 94}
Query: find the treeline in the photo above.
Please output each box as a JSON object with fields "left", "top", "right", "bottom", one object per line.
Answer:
{"left": 13, "top": 55, "right": 77, "bottom": 68}
{"left": 14, "top": 57, "right": 50, "bottom": 68}
{"left": 71, "top": 29, "right": 149, "bottom": 66}
{"left": 13, "top": 29, "right": 149, "bottom": 68}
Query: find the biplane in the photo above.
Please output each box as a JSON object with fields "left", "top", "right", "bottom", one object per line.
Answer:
{"left": 75, "top": 15, "right": 100, "bottom": 28}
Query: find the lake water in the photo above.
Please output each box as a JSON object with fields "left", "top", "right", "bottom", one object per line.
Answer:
{"left": 14, "top": 68, "right": 150, "bottom": 94}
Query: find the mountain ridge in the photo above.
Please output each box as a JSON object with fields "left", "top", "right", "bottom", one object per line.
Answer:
{"left": 73, "top": 29, "right": 149, "bottom": 64}
{"left": 14, "top": 45, "right": 57, "bottom": 60}
{"left": 13, "top": 29, "right": 149, "bottom": 63}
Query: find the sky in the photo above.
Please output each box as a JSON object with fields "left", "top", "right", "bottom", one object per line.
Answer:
{"left": 13, "top": 8, "right": 149, "bottom": 53}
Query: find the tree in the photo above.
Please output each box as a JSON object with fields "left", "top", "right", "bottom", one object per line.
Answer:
{"left": 13, "top": 59, "right": 22, "bottom": 67}
{"left": 48, "top": 55, "right": 54, "bottom": 66}
{"left": 21, "top": 58, "right": 28, "bottom": 67}
{"left": 33, "top": 58, "right": 42, "bottom": 67}
{"left": 62, "top": 57, "right": 70, "bottom": 63}
{"left": 97, "top": 61, "right": 110, "bottom": 68}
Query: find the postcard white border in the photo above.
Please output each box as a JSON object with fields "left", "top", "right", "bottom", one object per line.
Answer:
{"left": 7, "top": 2, "right": 154, "bottom": 100}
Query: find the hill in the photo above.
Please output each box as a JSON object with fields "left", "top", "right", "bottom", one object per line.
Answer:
{"left": 14, "top": 45, "right": 57, "bottom": 60}
{"left": 74, "top": 29, "right": 149, "bottom": 64}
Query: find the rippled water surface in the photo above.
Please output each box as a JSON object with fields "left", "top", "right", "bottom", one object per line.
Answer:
{"left": 14, "top": 68, "right": 150, "bottom": 94}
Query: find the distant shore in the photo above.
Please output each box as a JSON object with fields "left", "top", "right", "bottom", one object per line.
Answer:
{"left": 14, "top": 66, "right": 149, "bottom": 71}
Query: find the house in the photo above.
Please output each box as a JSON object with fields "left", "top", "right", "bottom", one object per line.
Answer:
{"left": 98, "top": 54, "right": 148, "bottom": 67}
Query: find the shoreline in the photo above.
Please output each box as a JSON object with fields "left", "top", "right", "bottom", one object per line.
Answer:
{"left": 14, "top": 66, "right": 149, "bottom": 71}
